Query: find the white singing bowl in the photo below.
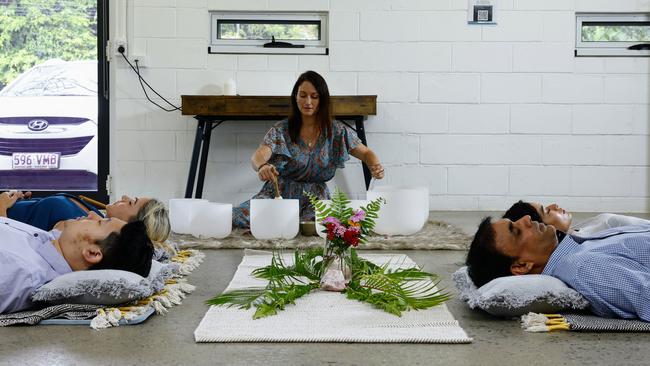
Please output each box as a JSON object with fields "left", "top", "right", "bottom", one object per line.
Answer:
{"left": 191, "top": 202, "right": 232, "bottom": 239}
{"left": 250, "top": 199, "right": 299, "bottom": 239}
{"left": 169, "top": 198, "right": 208, "bottom": 234}
{"left": 370, "top": 185, "right": 429, "bottom": 223}
{"left": 367, "top": 186, "right": 428, "bottom": 235}
{"left": 316, "top": 199, "right": 369, "bottom": 239}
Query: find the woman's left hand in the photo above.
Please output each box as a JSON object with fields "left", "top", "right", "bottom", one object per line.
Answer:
{"left": 369, "top": 163, "right": 385, "bottom": 179}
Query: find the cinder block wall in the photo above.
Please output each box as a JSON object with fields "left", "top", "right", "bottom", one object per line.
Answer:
{"left": 110, "top": 0, "right": 650, "bottom": 212}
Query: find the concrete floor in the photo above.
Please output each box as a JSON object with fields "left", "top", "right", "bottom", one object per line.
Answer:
{"left": 2, "top": 211, "right": 650, "bottom": 366}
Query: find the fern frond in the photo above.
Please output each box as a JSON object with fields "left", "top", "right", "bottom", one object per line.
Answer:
{"left": 346, "top": 260, "right": 452, "bottom": 315}
{"left": 208, "top": 247, "right": 451, "bottom": 319}
{"left": 305, "top": 191, "right": 332, "bottom": 223}
{"left": 253, "top": 283, "right": 317, "bottom": 319}
{"left": 253, "top": 248, "right": 323, "bottom": 283}
{"left": 206, "top": 287, "right": 267, "bottom": 309}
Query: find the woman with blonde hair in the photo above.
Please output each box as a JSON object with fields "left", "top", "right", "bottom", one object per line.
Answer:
{"left": 4, "top": 191, "right": 171, "bottom": 250}
{"left": 134, "top": 198, "right": 173, "bottom": 253}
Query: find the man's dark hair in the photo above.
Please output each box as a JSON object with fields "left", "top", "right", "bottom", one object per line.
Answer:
{"left": 503, "top": 200, "right": 541, "bottom": 223}
{"left": 287, "top": 70, "right": 333, "bottom": 144}
{"left": 465, "top": 216, "right": 516, "bottom": 287}
{"left": 89, "top": 220, "right": 153, "bottom": 277}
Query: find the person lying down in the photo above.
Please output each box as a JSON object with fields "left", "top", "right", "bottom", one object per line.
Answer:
{"left": 0, "top": 191, "right": 154, "bottom": 314}
{"left": 4, "top": 190, "right": 171, "bottom": 250}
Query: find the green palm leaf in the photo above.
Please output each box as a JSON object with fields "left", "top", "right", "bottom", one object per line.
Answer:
{"left": 206, "top": 287, "right": 267, "bottom": 309}
{"left": 207, "top": 230, "right": 451, "bottom": 319}
{"left": 346, "top": 260, "right": 451, "bottom": 315}
{"left": 252, "top": 283, "right": 317, "bottom": 319}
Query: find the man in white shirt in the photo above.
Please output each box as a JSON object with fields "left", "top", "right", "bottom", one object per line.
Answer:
{"left": 0, "top": 192, "right": 153, "bottom": 314}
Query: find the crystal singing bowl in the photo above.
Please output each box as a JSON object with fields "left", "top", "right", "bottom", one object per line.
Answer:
{"left": 250, "top": 198, "right": 299, "bottom": 239}
{"left": 190, "top": 202, "right": 232, "bottom": 239}
{"left": 169, "top": 198, "right": 208, "bottom": 234}
{"left": 367, "top": 186, "right": 429, "bottom": 235}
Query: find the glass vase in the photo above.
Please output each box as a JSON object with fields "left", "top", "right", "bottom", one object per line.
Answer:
{"left": 320, "top": 240, "right": 351, "bottom": 291}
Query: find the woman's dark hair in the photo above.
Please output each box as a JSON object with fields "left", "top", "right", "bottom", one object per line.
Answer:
{"left": 503, "top": 200, "right": 541, "bottom": 223}
{"left": 288, "top": 70, "right": 332, "bottom": 144}
{"left": 89, "top": 220, "right": 154, "bottom": 277}
{"left": 466, "top": 216, "right": 516, "bottom": 287}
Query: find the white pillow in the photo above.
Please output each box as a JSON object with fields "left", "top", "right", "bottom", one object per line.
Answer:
{"left": 31, "top": 260, "right": 179, "bottom": 306}
{"left": 452, "top": 266, "right": 590, "bottom": 317}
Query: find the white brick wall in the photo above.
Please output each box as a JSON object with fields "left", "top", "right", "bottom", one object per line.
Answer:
{"left": 449, "top": 104, "right": 509, "bottom": 134}
{"left": 358, "top": 72, "right": 418, "bottom": 103}
{"left": 482, "top": 74, "right": 542, "bottom": 103}
{"left": 453, "top": 43, "right": 512, "bottom": 72}
{"left": 511, "top": 104, "right": 572, "bottom": 134}
{"left": 110, "top": 1, "right": 650, "bottom": 213}
{"left": 420, "top": 74, "right": 480, "bottom": 103}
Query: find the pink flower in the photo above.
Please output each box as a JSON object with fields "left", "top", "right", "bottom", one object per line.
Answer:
{"left": 322, "top": 217, "right": 340, "bottom": 226}
{"left": 350, "top": 210, "right": 366, "bottom": 223}
{"left": 335, "top": 225, "right": 346, "bottom": 237}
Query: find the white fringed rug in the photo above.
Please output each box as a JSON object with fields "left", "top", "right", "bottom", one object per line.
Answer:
{"left": 172, "top": 219, "right": 470, "bottom": 251}
{"left": 194, "top": 250, "right": 472, "bottom": 343}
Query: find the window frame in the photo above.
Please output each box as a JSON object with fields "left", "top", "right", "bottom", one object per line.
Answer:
{"left": 0, "top": 0, "right": 109, "bottom": 201}
{"left": 575, "top": 13, "right": 650, "bottom": 57}
{"left": 208, "top": 11, "right": 329, "bottom": 55}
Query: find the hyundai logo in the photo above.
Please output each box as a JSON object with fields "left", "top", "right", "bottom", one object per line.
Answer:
{"left": 27, "top": 119, "right": 49, "bottom": 131}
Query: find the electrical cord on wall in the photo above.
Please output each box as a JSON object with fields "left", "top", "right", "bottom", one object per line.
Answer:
{"left": 118, "top": 46, "right": 180, "bottom": 112}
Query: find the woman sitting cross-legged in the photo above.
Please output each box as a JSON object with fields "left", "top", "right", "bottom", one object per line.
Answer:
{"left": 503, "top": 200, "right": 650, "bottom": 237}
{"left": 232, "top": 70, "right": 385, "bottom": 228}
{"left": 3, "top": 191, "right": 171, "bottom": 248}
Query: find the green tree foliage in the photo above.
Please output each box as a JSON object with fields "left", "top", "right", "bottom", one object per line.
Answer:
{"left": 0, "top": 0, "right": 97, "bottom": 89}
{"left": 220, "top": 22, "right": 319, "bottom": 41}
{"left": 582, "top": 25, "right": 650, "bottom": 42}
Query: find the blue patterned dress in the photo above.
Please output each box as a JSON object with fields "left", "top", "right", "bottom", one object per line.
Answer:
{"left": 232, "top": 119, "right": 361, "bottom": 228}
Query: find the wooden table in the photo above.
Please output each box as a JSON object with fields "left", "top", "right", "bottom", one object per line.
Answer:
{"left": 180, "top": 95, "right": 377, "bottom": 198}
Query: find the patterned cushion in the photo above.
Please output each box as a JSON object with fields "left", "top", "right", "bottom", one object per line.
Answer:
{"left": 31, "top": 260, "right": 178, "bottom": 306}
{"left": 452, "top": 266, "right": 590, "bottom": 317}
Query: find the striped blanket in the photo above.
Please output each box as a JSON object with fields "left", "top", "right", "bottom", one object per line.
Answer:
{"left": 0, "top": 304, "right": 100, "bottom": 326}
{"left": 521, "top": 312, "right": 650, "bottom": 332}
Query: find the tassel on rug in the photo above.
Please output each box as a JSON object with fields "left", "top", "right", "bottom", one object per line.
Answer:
{"left": 90, "top": 250, "right": 202, "bottom": 330}
{"left": 521, "top": 312, "right": 570, "bottom": 332}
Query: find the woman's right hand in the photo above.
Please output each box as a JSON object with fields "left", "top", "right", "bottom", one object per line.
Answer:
{"left": 258, "top": 163, "right": 279, "bottom": 182}
{"left": 0, "top": 191, "right": 24, "bottom": 216}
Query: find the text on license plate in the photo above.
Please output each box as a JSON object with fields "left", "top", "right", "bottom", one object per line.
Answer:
{"left": 12, "top": 153, "right": 60, "bottom": 169}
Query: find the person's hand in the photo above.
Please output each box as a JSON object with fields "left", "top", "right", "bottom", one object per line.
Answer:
{"left": 369, "top": 163, "right": 385, "bottom": 179}
{"left": 0, "top": 191, "right": 24, "bottom": 216}
{"left": 258, "top": 163, "right": 279, "bottom": 182}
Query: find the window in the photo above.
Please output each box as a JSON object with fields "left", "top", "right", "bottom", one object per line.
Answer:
{"left": 209, "top": 11, "right": 328, "bottom": 55}
{"left": 576, "top": 13, "right": 650, "bottom": 56}
{"left": 0, "top": 0, "right": 109, "bottom": 201}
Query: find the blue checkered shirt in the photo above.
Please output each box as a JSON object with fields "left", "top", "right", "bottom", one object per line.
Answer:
{"left": 542, "top": 224, "right": 650, "bottom": 321}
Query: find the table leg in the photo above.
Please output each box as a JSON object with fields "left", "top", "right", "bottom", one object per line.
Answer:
{"left": 185, "top": 120, "right": 205, "bottom": 198}
{"left": 353, "top": 117, "right": 372, "bottom": 190}
{"left": 195, "top": 121, "right": 214, "bottom": 199}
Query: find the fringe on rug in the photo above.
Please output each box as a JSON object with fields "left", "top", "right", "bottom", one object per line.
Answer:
{"left": 90, "top": 249, "right": 203, "bottom": 330}
{"left": 521, "top": 312, "right": 570, "bottom": 332}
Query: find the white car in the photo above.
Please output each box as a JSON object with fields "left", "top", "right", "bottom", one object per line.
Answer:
{"left": 0, "top": 59, "right": 98, "bottom": 190}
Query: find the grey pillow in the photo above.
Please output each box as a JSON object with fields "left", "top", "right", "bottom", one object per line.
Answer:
{"left": 452, "top": 266, "right": 590, "bottom": 317}
{"left": 32, "top": 260, "right": 179, "bottom": 306}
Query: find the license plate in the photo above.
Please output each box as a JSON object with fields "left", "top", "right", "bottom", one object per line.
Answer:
{"left": 12, "top": 152, "right": 60, "bottom": 170}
